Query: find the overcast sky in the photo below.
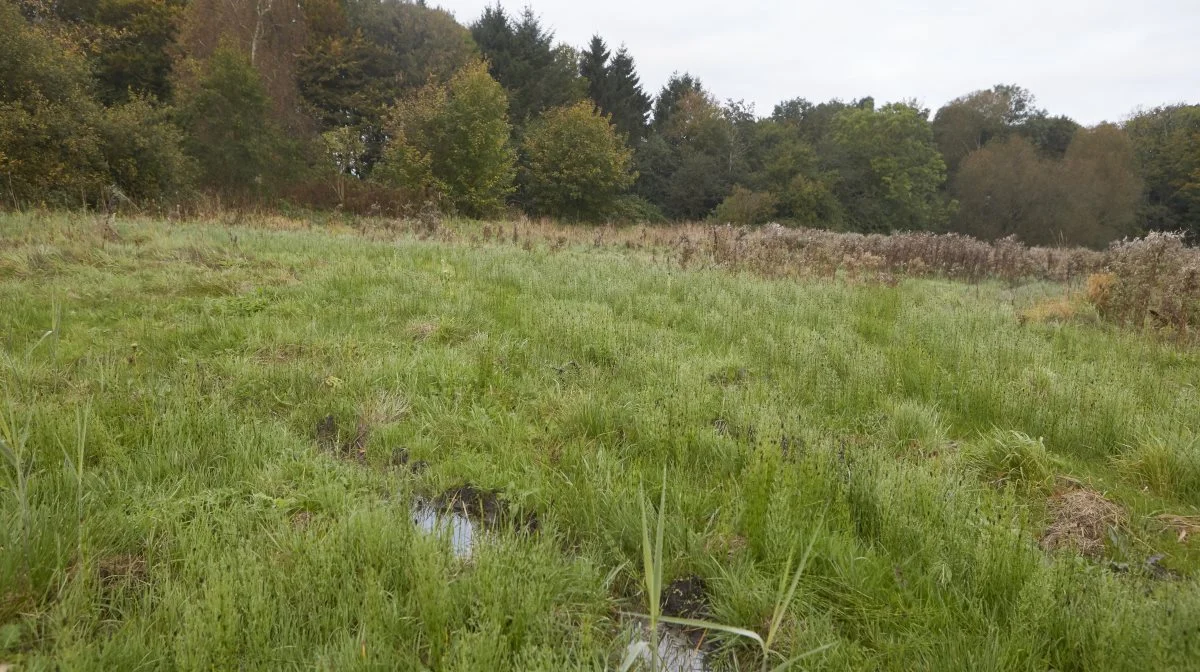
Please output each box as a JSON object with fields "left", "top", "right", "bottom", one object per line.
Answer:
{"left": 434, "top": 0, "right": 1200, "bottom": 125}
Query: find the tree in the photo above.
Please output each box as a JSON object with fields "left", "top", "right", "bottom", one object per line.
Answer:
{"left": 519, "top": 100, "right": 635, "bottom": 220}
{"left": 320, "top": 125, "right": 365, "bottom": 205}
{"left": 470, "top": 5, "right": 583, "bottom": 124}
{"left": 601, "top": 46, "right": 651, "bottom": 142}
{"left": 298, "top": 0, "right": 477, "bottom": 171}
{"left": 99, "top": 95, "right": 193, "bottom": 203}
{"left": 579, "top": 34, "right": 610, "bottom": 106}
{"left": 93, "top": 0, "right": 182, "bottom": 104}
{"left": 950, "top": 126, "right": 1140, "bottom": 247}
{"left": 175, "top": 42, "right": 293, "bottom": 194}
{"left": 951, "top": 135, "right": 1064, "bottom": 243}
{"left": 933, "top": 84, "right": 1047, "bottom": 177}
{"left": 1125, "top": 104, "right": 1200, "bottom": 239}
{"left": 651, "top": 72, "right": 702, "bottom": 131}
{"left": 376, "top": 61, "right": 515, "bottom": 218}
{"left": 639, "top": 90, "right": 741, "bottom": 220}
{"left": 179, "top": 0, "right": 308, "bottom": 131}
{"left": 0, "top": 0, "right": 106, "bottom": 206}
{"left": 1059, "top": 124, "right": 1143, "bottom": 246}
{"left": 829, "top": 102, "right": 951, "bottom": 232}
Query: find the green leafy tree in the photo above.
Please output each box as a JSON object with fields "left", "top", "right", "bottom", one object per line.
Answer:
{"left": 175, "top": 42, "right": 293, "bottom": 194}
{"left": 1125, "top": 104, "right": 1200, "bottom": 239}
{"left": 638, "top": 89, "right": 740, "bottom": 219}
{"left": 0, "top": 0, "right": 106, "bottom": 206}
{"left": 320, "top": 125, "right": 365, "bottom": 205}
{"left": 376, "top": 61, "right": 515, "bottom": 218}
{"left": 1059, "top": 124, "right": 1142, "bottom": 246}
{"left": 519, "top": 100, "right": 635, "bottom": 220}
{"left": 99, "top": 95, "right": 193, "bottom": 202}
{"left": 829, "top": 101, "right": 951, "bottom": 232}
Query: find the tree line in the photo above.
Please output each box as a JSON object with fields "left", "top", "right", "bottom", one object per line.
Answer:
{"left": 2, "top": 0, "right": 1198, "bottom": 246}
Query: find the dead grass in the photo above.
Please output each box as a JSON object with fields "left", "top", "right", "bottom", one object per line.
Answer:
{"left": 1040, "top": 488, "right": 1127, "bottom": 557}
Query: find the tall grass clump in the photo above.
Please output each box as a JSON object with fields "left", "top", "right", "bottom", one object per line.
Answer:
{"left": 965, "top": 430, "right": 1057, "bottom": 489}
{"left": 1113, "top": 432, "right": 1200, "bottom": 504}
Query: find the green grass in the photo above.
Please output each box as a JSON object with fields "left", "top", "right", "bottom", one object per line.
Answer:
{"left": 2, "top": 212, "right": 1200, "bottom": 670}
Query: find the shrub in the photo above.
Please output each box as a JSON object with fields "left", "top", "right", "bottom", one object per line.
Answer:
{"left": 711, "top": 187, "right": 777, "bottom": 225}
{"left": 375, "top": 61, "right": 515, "bottom": 219}
{"left": 519, "top": 101, "right": 635, "bottom": 221}
{"left": 0, "top": 0, "right": 107, "bottom": 206}
{"left": 175, "top": 42, "right": 298, "bottom": 195}
{"left": 1088, "top": 232, "right": 1200, "bottom": 336}
{"left": 99, "top": 96, "right": 194, "bottom": 204}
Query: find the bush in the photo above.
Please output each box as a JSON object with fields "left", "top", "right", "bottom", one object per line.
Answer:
{"left": 175, "top": 42, "right": 298, "bottom": 195}
{"left": 519, "top": 101, "right": 635, "bottom": 221}
{"left": 605, "top": 194, "right": 666, "bottom": 224}
{"left": 99, "top": 96, "right": 194, "bottom": 204}
{"left": 1088, "top": 232, "right": 1200, "bottom": 336}
{"left": 0, "top": 0, "right": 107, "bottom": 206}
{"left": 375, "top": 61, "right": 515, "bottom": 219}
{"left": 711, "top": 186, "right": 777, "bottom": 225}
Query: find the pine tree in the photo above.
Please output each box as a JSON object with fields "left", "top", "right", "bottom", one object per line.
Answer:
{"left": 579, "top": 35, "right": 610, "bottom": 109}
{"left": 605, "top": 47, "right": 651, "bottom": 142}
{"left": 471, "top": 5, "right": 583, "bottom": 124}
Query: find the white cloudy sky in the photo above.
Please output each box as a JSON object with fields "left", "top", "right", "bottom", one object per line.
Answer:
{"left": 433, "top": 0, "right": 1200, "bottom": 125}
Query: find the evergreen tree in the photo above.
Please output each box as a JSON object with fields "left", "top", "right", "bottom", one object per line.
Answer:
{"left": 470, "top": 5, "right": 583, "bottom": 124}
{"left": 579, "top": 34, "right": 610, "bottom": 107}
{"left": 605, "top": 47, "right": 651, "bottom": 142}
{"left": 652, "top": 72, "right": 703, "bottom": 131}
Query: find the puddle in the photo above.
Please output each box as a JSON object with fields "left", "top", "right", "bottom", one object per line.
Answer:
{"left": 411, "top": 500, "right": 476, "bottom": 559}
{"left": 625, "top": 621, "right": 710, "bottom": 672}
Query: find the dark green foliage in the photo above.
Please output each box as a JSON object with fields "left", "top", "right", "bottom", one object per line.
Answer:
{"left": 828, "top": 102, "right": 951, "bottom": 232}
{"left": 470, "top": 5, "right": 584, "bottom": 124}
{"left": 651, "top": 72, "right": 702, "bottom": 131}
{"left": 1125, "top": 104, "right": 1200, "bottom": 240}
{"left": 175, "top": 44, "right": 295, "bottom": 194}
{"left": 519, "top": 101, "right": 634, "bottom": 221}
{"left": 99, "top": 96, "right": 193, "bottom": 202}
{"left": 579, "top": 38, "right": 651, "bottom": 143}
{"left": 0, "top": 0, "right": 106, "bottom": 206}
{"left": 92, "top": 0, "right": 182, "bottom": 104}
{"left": 712, "top": 186, "right": 777, "bottom": 225}
{"left": 637, "top": 89, "right": 742, "bottom": 220}
{"left": 298, "top": 0, "right": 477, "bottom": 171}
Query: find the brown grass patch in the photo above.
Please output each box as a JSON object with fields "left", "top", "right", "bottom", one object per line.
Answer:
{"left": 1040, "top": 488, "right": 1126, "bottom": 557}
{"left": 407, "top": 321, "right": 439, "bottom": 341}
{"left": 1019, "top": 297, "right": 1080, "bottom": 325}
{"left": 97, "top": 553, "right": 148, "bottom": 588}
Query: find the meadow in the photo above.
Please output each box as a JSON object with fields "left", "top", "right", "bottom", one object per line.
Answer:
{"left": 1, "top": 212, "right": 1199, "bottom": 670}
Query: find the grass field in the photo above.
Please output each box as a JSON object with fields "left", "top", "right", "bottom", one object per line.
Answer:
{"left": 2, "top": 212, "right": 1199, "bottom": 670}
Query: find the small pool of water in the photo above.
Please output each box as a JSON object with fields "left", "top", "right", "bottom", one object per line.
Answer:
{"left": 410, "top": 499, "right": 475, "bottom": 559}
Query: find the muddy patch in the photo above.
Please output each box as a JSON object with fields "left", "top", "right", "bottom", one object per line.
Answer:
{"left": 98, "top": 553, "right": 148, "bottom": 590}
{"left": 1039, "top": 488, "right": 1126, "bottom": 557}
{"left": 662, "top": 575, "right": 710, "bottom": 620}
{"left": 314, "top": 415, "right": 370, "bottom": 463}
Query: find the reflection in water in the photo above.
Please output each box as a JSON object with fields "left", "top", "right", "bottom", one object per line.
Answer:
{"left": 411, "top": 500, "right": 474, "bottom": 558}
{"left": 625, "top": 621, "right": 709, "bottom": 672}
